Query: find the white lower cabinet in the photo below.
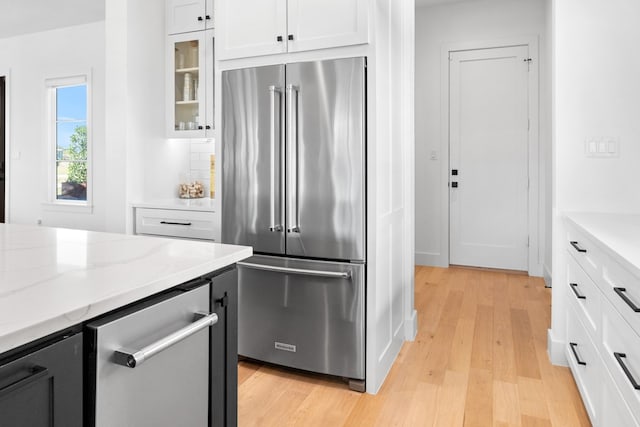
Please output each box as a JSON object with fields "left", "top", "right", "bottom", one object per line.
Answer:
{"left": 135, "top": 207, "right": 219, "bottom": 241}
{"left": 567, "top": 254, "right": 601, "bottom": 341}
{"left": 602, "top": 296, "right": 640, "bottom": 421}
{"left": 566, "top": 302, "right": 601, "bottom": 423}
{"left": 565, "top": 216, "right": 640, "bottom": 427}
{"left": 602, "top": 374, "right": 639, "bottom": 427}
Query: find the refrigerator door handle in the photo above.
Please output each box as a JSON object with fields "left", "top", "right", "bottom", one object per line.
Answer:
{"left": 238, "top": 261, "right": 351, "bottom": 279}
{"left": 269, "top": 85, "right": 284, "bottom": 233}
{"left": 286, "top": 84, "right": 300, "bottom": 233}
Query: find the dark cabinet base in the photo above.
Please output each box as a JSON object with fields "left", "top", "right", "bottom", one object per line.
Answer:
{"left": 0, "top": 332, "right": 83, "bottom": 427}
{"left": 209, "top": 266, "right": 238, "bottom": 427}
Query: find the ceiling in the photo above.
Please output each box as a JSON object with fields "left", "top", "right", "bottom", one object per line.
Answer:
{"left": 0, "top": 0, "right": 471, "bottom": 39}
{"left": 0, "top": 0, "right": 104, "bottom": 39}
{"left": 415, "top": 0, "right": 481, "bottom": 7}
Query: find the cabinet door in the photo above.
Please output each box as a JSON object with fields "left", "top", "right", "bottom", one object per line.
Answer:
{"left": 205, "top": 0, "right": 214, "bottom": 30}
{"left": 167, "top": 0, "right": 206, "bottom": 35}
{"left": 204, "top": 29, "right": 215, "bottom": 136}
{"left": 287, "top": 0, "right": 369, "bottom": 52}
{"left": 217, "top": 0, "right": 287, "bottom": 60}
{"left": 210, "top": 267, "right": 238, "bottom": 427}
{"left": 0, "top": 333, "right": 83, "bottom": 427}
{"left": 167, "top": 32, "right": 207, "bottom": 138}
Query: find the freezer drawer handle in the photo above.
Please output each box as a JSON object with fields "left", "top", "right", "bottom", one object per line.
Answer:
{"left": 113, "top": 312, "right": 218, "bottom": 369}
{"left": 238, "top": 261, "right": 351, "bottom": 279}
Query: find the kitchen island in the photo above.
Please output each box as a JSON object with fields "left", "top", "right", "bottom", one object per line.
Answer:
{"left": 0, "top": 223, "right": 251, "bottom": 426}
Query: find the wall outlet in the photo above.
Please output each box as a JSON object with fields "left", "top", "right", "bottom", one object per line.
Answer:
{"left": 585, "top": 137, "right": 619, "bottom": 158}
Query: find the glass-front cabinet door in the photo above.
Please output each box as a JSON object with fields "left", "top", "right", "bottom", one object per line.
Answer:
{"left": 167, "top": 30, "right": 214, "bottom": 138}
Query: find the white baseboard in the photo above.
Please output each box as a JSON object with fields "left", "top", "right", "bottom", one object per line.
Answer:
{"left": 547, "top": 328, "right": 567, "bottom": 366}
{"left": 415, "top": 251, "right": 447, "bottom": 267}
{"left": 404, "top": 309, "right": 418, "bottom": 341}
{"left": 543, "top": 264, "right": 552, "bottom": 288}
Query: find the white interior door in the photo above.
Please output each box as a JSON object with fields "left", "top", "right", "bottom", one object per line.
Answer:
{"left": 449, "top": 45, "right": 529, "bottom": 271}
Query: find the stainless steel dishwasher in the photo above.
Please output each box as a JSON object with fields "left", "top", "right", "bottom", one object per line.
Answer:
{"left": 85, "top": 282, "right": 215, "bottom": 427}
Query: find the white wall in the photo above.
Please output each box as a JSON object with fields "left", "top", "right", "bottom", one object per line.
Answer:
{"left": 0, "top": 22, "right": 106, "bottom": 230}
{"left": 543, "top": 0, "right": 553, "bottom": 285}
{"left": 414, "top": 0, "right": 551, "bottom": 274}
{"left": 127, "top": 0, "right": 192, "bottom": 204}
{"left": 105, "top": 0, "right": 191, "bottom": 234}
{"left": 549, "top": 0, "right": 640, "bottom": 363}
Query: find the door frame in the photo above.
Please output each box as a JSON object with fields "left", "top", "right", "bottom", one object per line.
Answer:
{"left": 439, "top": 36, "right": 541, "bottom": 276}
{"left": 0, "top": 68, "right": 9, "bottom": 224}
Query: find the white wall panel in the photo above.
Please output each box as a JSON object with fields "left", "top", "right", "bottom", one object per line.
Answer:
{"left": 0, "top": 22, "right": 106, "bottom": 231}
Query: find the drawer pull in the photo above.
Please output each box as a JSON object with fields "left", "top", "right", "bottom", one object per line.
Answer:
{"left": 570, "top": 241, "right": 587, "bottom": 253}
{"left": 160, "top": 221, "right": 192, "bottom": 226}
{"left": 614, "top": 287, "right": 640, "bottom": 313}
{"left": 569, "top": 282, "right": 586, "bottom": 300}
{"left": 614, "top": 352, "right": 640, "bottom": 390}
{"left": 0, "top": 365, "right": 49, "bottom": 398}
{"left": 569, "top": 342, "right": 587, "bottom": 366}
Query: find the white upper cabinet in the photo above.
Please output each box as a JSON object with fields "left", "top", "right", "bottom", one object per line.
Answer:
{"left": 218, "top": 0, "right": 369, "bottom": 60}
{"left": 167, "top": 30, "right": 215, "bottom": 138}
{"left": 218, "top": 0, "right": 287, "bottom": 59}
{"left": 287, "top": 0, "right": 368, "bottom": 53}
{"left": 167, "top": 0, "right": 214, "bottom": 35}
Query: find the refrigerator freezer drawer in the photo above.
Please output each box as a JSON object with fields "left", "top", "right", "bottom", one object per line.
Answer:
{"left": 237, "top": 255, "right": 365, "bottom": 380}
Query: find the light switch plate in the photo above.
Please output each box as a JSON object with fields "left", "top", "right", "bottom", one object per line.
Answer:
{"left": 585, "top": 137, "right": 619, "bottom": 158}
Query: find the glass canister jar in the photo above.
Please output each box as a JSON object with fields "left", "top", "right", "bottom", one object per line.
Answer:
{"left": 178, "top": 173, "right": 205, "bottom": 199}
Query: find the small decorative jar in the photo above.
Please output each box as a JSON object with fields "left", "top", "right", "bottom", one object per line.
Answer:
{"left": 178, "top": 173, "right": 205, "bottom": 199}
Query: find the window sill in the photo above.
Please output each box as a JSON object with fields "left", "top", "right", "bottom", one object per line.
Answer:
{"left": 42, "top": 202, "right": 94, "bottom": 214}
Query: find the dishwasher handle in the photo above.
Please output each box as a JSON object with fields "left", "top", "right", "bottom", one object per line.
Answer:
{"left": 113, "top": 312, "right": 218, "bottom": 368}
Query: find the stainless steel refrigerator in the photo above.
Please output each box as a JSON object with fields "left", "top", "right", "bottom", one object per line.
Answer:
{"left": 221, "top": 57, "right": 366, "bottom": 389}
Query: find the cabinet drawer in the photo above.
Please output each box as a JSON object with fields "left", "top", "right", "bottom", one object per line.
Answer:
{"left": 0, "top": 333, "right": 83, "bottom": 427}
{"left": 566, "top": 224, "right": 604, "bottom": 286}
{"left": 601, "top": 370, "right": 640, "bottom": 427}
{"left": 135, "top": 208, "right": 218, "bottom": 240}
{"left": 566, "top": 304, "right": 602, "bottom": 423}
{"left": 602, "top": 257, "right": 640, "bottom": 338}
{"left": 602, "top": 297, "right": 640, "bottom": 419}
{"left": 567, "top": 254, "right": 601, "bottom": 341}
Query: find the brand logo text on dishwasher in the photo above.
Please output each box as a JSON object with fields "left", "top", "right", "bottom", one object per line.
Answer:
{"left": 274, "top": 342, "right": 296, "bottom": 352}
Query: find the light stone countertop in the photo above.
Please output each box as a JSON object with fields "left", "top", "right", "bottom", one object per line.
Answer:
{"left": 564, "top": 212, "right": 640, "bottom": 278}
{"left": 0, "top": 223, "right": 251, "bottom": 354}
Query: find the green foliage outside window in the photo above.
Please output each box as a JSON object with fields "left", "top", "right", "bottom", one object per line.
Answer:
{"left": 67, "top": 125, "right": 87, "bottom": 184}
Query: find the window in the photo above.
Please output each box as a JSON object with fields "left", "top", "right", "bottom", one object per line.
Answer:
{"left": 46, "top": 75, "right": 90, "bottom": 206}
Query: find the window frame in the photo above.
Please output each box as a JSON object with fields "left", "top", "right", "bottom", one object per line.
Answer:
{"left": 44, "top": 73, "right": 92, "bottom": 212}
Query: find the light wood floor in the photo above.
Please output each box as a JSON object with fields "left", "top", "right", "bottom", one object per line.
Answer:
{"left": 238, "top": 266, "right": 591, "bottom": 426}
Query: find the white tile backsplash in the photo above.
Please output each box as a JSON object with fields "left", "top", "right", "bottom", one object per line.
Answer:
{"left": 188, "top": 141, "right": 214, "bottom": 196}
